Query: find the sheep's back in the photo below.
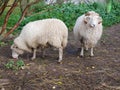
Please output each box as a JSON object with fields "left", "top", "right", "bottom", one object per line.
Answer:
{"left": 19, "top": 19, "right": 68, "bottom": 47}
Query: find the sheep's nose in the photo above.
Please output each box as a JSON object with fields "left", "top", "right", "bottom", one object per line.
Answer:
{"left": 12, "top": 51, "right": 19, "bottom": 59}
{"left": 90, "top": 24, "right": 95, "bottom": 28}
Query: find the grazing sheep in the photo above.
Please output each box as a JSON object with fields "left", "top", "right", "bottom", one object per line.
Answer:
{"left": 11, "top": 18, "right": 68, "bottom": 62}
{"left": 73, "top": 11, "right": 103, "bottom": 57}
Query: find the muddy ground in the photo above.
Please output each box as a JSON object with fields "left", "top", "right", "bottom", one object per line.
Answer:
{"left": 0, "top": 24, "right": 120, "bottom": 90}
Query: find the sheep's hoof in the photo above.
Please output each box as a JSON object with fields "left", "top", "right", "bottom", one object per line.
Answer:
{"left": 58, "top": 59, "right": 62, "bottom": 64}
{"left": 57, "top": 61, "right": 62, "bottom": 64}
{"left": 90, "top": 54, "right": 94, "bottom": 57}
{"left": 80, "top": 55, "right": 84, "bottom": 57}
{"left": 31, "top": 57, "right": 35, "bottom": 60}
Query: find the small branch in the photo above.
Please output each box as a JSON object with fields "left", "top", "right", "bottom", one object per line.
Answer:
{"left": 4, "top": 0, "right": 40, "bottom": 38}
{"left": 86, "top": 68, "right": 110, "bottom": 74}
{"left": 29, "top": 3, "right": 58, "bottom": 17}
{"left": 0, "top": 79, "right": 10, "bottom": 86}
{"left": 102, "top": 83, "right": 120, "bottom": 90}
{"left": 0, "top": 0, "right": 20, "bottom": 35}
{"left": 0, "top": 0, "right": 9, "bottom": 15}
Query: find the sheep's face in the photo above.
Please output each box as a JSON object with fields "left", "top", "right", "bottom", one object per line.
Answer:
{"left": 84, "top": 11, "right": 102, "bottom": 28}
{"left": 11, "top": 44, "right": 24, "bottom": 59}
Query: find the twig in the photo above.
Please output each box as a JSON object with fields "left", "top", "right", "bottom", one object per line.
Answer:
{"left": 4, "top": 0, "right": 40, "bottom": 38}
{"left": 102, "top": 83, "right": 120, "bottom": 90}
{"left": 0, "top": 0, "right": 20, "bottom": 35}
{"left": 0, "top": 79, "right": 10, "bottom": 86}
{"left": 86, "top": 68, "right": 110, "bottom": 74}
{"left": 0, "top": 0, "right": 9, "bottom": 15}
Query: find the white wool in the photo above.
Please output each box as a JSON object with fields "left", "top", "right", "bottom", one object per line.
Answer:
{"left": 73, "top": 11, "right": 103, "bottom": 56}
{"left": 11, "top": 18, "right": 68, "bottom": 62}
{"left": 19, "top": 19, "right": 67, "bottom": 49}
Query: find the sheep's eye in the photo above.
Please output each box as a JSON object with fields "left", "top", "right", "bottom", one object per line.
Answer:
{"left": 14, "top": 46, "right": 18, "bottom": 48}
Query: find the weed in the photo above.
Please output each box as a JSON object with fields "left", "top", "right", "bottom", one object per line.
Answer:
{"left": 16, "top": 60, "right": 25, "bottom": 69}
{"left": 0, "top": 41, "right": 7, "bottom": 46}
{"left": 5, "top": 60, "right": 14, "bottom": 69}
{"left": 5, "top": 59, "right": 25, "bottom": 70}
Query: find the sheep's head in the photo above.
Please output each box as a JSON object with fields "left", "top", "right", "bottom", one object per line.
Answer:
{"left": 11, "top": 38, "right": 24, "bottom": 59}
{"left": 84, "top": 11, "right": 102, "bottom": 28}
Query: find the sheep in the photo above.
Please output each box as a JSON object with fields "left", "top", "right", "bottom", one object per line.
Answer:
{"left": 11, "top": 18, "right": 68, "bottom": 63}
{"left": 73, "top": 11, "right": 103, "bottom": 57}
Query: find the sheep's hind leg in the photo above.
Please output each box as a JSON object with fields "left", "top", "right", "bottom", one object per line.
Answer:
{"left": 31, "top": 49, "right": 37, "bottom": 60}
{"left": 58, "top": 47, "right": 63, "bottom": 63}
{"left": 90, "top": 47, "right": 94, "bottom": 57}
{"left": 80, "top": 47, "right": 84, "bottom": 57}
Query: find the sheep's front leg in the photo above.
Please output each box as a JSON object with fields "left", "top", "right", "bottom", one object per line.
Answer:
{"left": 80, "top": 47, "right": 84, "bottom": 57}
{"left": 31, "top": 49, "right": 37, "bottom": 60}
{"left": 90, "top": 47, "right": 94, "bottom": 56}
{"left": 58, "top": 47, "right": 63, "bottom": 63}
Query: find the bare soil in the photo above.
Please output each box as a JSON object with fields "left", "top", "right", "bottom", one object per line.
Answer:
{"left": 0, "top": 24, "right": 120, "bottom": 90}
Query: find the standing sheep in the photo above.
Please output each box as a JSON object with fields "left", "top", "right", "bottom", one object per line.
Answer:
{"left": 11, "top": 18, "right": 68, "bottom": 63}
{"left": 73, "top": 11, "right": 103, "bottom": 57}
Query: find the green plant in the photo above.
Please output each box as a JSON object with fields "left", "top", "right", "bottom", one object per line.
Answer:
{"left": 5, "top": 59, "right": 25, "bottom": 70}
{"left": 0, "top": 41, "right": 7, "bottom": 46}
{"left": 5, "top": 60, "right": 14, "bottom": 69}
{"left": 16, "top": 60, "right": 25, "bottom": 69}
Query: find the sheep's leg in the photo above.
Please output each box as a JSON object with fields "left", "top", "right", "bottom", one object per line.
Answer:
{"left": 31, "top": 49, "right": 37, "bottom": 60}
{"left": 90, "top": 47, "right": 94, "bottom": 56}
{"left": 85, "top": 40, "right": 88, "bottom": 51}
{"left": 80, "top": 47, "right": 84, "bottom": 57}
{"left": 58, "top": 47, "right": 63, "bottom": 63}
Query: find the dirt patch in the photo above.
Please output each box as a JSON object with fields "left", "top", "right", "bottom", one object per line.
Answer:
{"left": 0, "top": 24, "right": 120, "bottom": 90}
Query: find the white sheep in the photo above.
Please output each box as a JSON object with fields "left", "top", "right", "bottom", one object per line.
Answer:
{"left": 73, "top": 11, "right": 103, "bottom": 57}
{"left": 11, "top": 18, "right": 68, "bottom": 62}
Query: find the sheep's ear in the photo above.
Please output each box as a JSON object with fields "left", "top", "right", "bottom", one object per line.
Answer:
{"left": 98, "top": 17, "right": 102, "bottom": 24}
{"left": 11, "top": 44, "right": 18, "bottom": 49}
{"left": 84, "top": 20, "right": 87, "bottom": 24}
{"left": 11, "top": 44, "right": 16, "bottom": 49}
{"left": 84, "top": 17, "right": 90, "bottom": 24}
{"left": 85, "top": 12, "right": 90, "bottom": 16}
